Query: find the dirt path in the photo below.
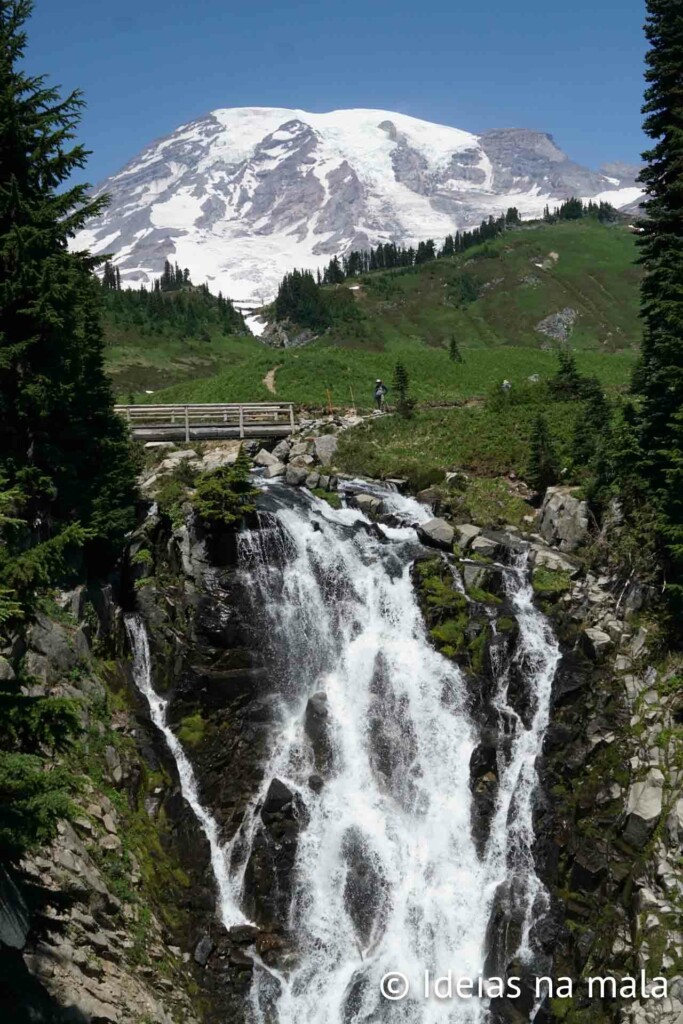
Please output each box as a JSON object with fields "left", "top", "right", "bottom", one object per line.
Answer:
{"left": 262, "top": 366, "right": 279, "bottom": 394}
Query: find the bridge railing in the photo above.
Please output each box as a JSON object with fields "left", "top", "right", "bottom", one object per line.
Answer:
{"left": 115, "top": 402, "right": 295, "bottom": 441}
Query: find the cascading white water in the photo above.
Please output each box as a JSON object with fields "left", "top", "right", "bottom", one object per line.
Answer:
{"left": 125, "top": 616, "right": 247, "bottom": 927}
{"left": 227, "top": 488, "right": 561, "bottom": 1024}
{"left": 481, "top": 554, "right": 560, "bottom": 968}
{"left": 126, "top": 484, "right": 561, "bottom": 1023}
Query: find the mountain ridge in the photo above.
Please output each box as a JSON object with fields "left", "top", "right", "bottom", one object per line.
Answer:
{"left": 75, "top": 106, "right": 643, "bottom": 303}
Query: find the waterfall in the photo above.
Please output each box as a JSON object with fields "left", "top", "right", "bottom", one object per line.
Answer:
{"left": 127, "top": 484, "right": 561, "bottom": 1023}
{"left": 125, "top": 616, "right": 247, "bottom": 927}
{"left": 233, "top": 488, "right": 559, "bottom": 1023}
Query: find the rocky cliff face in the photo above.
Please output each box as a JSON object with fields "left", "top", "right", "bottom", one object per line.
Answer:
{"left": 73, "top": 107, "right": 642, "bottom": 302}
{"left": 0, "top": 584, "right": 227, "bottom": 1024}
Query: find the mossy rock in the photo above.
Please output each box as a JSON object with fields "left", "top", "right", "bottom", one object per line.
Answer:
{"left": 430, "top": 617, "right": 468, "bottom": 652}
{"left": 468, "top": 626, "right": 491, "bottom": 674}
{"left": 414, "top": 559, "right": 468, "bottom": 618}
{"left": 532, "top": 566, "right": 572, "bottom": 597}
{"left": 496, "top": 616, "right": 517, "bottom": 632}
{"left": 466, "top": 583, "right": 503, "bottom": 605}
{"left": 176, "top": 713, "right": 206, "bottom": 747}
{"left": 311, "top": 487, "right": 342, "bottom": 509}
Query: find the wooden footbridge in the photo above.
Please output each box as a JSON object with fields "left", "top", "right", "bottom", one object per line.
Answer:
{"left": 115, "top": 402, "right": 296, "bottom": 442}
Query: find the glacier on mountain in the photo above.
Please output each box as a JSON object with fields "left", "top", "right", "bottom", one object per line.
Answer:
{"left": 74, "top": 107, "right": 642, "bottom": 303}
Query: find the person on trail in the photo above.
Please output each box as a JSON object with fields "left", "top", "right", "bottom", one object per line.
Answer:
{"left": 374, "top": 379, "right": 388, "bottom": 411}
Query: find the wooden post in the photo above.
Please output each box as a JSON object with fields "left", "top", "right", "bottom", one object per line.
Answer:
{"left": 184, "top": 406, "right": 190, "bottom": 443}
{"left": 289, "top": 404, "right": 295, "bottom": 431}
{"left": 239, "top": 405, "right": 244, "bottom": 439}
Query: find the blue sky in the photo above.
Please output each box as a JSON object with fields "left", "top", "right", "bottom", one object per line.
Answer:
{"left": 25, "top": 0, "right": 648, "bottom": 185}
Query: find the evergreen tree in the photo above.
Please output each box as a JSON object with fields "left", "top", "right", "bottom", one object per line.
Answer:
{"left": 571, "top": 382, "right": 612, "bottom": 471}
{"left": 629, "top": 0, "right": 683, "bottom": 606}
{"left": 0, "top": 0, "right": 136, "bottom": 555}
{"left": 392, "top": 361, "right": 414, "bottom": 418}
{"left": 549, "top": 350, "right": 589, "bottom": 400}
{"left": 448, "top": 334, "right": 463, "bottom": 363}
{"left": 191, "top": 445, "right": 258, "bottom": 528}
{"left": 441, "top": 234, "right": 455, "bottom": 258}
{"left": 274, "top": 269, "right": 330, "bottom": 331}
{"left": 527, "top": 414, "right": 559, "bottom": 492}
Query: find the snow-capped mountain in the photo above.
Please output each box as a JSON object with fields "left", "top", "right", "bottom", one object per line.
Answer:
{"left": 75, "top": 107, "right": 642, "bottom": 303}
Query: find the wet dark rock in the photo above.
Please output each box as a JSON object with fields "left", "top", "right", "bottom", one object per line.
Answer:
{"left": 484, "top": 879, "right": 526, "bottom": 980}
{"left": 367, "top": 653, "right": 418, "bottom": 806}
{"left": 194, "top": 934, "right": 214, "bottom": 966}
{"left": 470, "top": 735, "right": 500, "bottom": 854}
{"left": 308, "top": 774, "right": 324, "bottom": 793}
{"left": 262, "top": 778, "right": 295, "bottom": 816}
{"left": 551, "top": 649, "right": 592, "bottom": 705}
{"left": 341, "top": 828, "right": 388, "bottom": 948}
{"left": 304, "top": 691, "right": 333, "bottom": 771}
{"left": 570, "top": 842, "right": 608, "bottom": 892}
{"left": 243, "top": 780, "right": 309, "bottom": 929}
{"left": 229, "top": 925, "right": 259, "bottom": 945}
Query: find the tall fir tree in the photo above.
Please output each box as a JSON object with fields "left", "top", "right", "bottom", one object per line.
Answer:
{"left": 527, "top": 414, "right": 559, "bottom": 492}
{"left": 448, "top": 334, "right": 463, "bottom": 363}
{"left": 0, "top": 0, "right": 136, "bottom": 554}
{"left": 631, "top": 0, "right": 683, "bottom": 605}
{"left": 392, "top": 362, "right": 414, "bottom": 418}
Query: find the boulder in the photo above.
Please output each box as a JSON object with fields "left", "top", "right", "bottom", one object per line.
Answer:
{"left": 163, "top": 448, "right": 198, "bottom": 461}
{"left": 417, "top": 518, "right": 454, "bottom": 551}
{"left": 349, "top": 493, "right": 383, "bottom": 517}
{"left": 194, "top": 934, "right": 214, "bottom": 967}
{"left": 285, "top": 465, "right": 308, "bottom": 486}
{"left": 528, "top": 544, "right": 577, "bottom": 577}
{"left": 538, "top": 485, "right": 589, "bottom": 552}
{"left": 667, "top": 797, "right": 683, "bottom": 846}
{"left": 271, "top": 438, "right": 292, "bottom": 462}
{"left": 470, "top": 534, "right": 498, "bottom": 559}
{"left": 197, "top": 447, "right": 240, "bottom": 472}
{"left": 305, "top": 473, "right": 321, "bottom": 490}
{"left": 27, "top": 613, "right": 78, "bottom": 678}
{"left": 314, "top": 434, "right": 339, "bottom": 466}
{"left": 289, "top": 454, "right": 315, "bottom": 469}
{"left": 156, "top": 449, "right": 198, "bottom": 473}
{"left": 581, "top": 627, "right": 613, "bottom": 661}
{"left": 263, "top": 462, "right": 285, "bottom": 478}
{"left": 253, "top": 448, "right": 279, "bottom": 467}
{"left": 624, "top": 769, "right": 664, "bottom": 848}
{"left": 0, "top": 656, "right": 15, "bottom": 682}
{"left": 455, "top": 524, "right": 481, "bottom": 550}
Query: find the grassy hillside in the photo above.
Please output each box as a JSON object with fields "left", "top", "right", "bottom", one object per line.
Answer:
{"left": 116, "top": 219, "right": 641, "bottom": 409}
{"left": 324, "top": 219, "right": 641, "bottom": 353}
{"left": 101, "top": 284, "right": 258, "bottom": 398}
{"left": 155, "top": 343, "right": 636, "bottom": 411}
